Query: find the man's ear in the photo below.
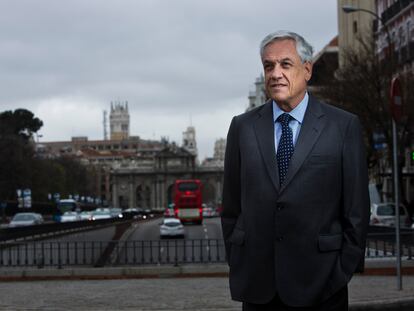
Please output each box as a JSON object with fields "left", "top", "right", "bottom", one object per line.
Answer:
{"left": 304, "top": 62, "right": 313, "bottom": 82}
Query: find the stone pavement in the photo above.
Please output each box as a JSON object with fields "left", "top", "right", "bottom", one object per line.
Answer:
{"left": 1, "top": 274, "right": 414, "bottom": 310}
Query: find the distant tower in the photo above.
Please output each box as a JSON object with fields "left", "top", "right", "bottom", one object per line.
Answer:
{"left": 182, "top": 126, "right": 198, "bottom": 157}
{"left": 246, "top": 74, "right": 266, "bottom": 112}
{"left": 103, "top": 110, "right": 108, "bottom": 140}
{"left": 213, "top": 138, "right": 226, "bottom": 161}
{"left": 110, "top": 101, "right": 130, "bottom": 140}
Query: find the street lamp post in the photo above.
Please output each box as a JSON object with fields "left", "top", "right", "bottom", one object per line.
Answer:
{"left": 342, "top": 5, "right": 402, "bottom": 291}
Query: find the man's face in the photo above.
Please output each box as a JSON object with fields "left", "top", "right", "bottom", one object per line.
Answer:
{"left": 262, "top": 39, "right": 312, "bottom": 111}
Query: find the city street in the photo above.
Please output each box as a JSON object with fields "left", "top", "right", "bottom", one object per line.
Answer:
{"left": 0, "top": 217, "right": 226, "bottom": 268}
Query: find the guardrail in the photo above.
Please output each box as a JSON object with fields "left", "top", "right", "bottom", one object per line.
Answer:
{"left": 0, "top": 218, "right": 127, "bottom": 242}
{"left": 1, "top": 231, "right": 413, "bottom": 268}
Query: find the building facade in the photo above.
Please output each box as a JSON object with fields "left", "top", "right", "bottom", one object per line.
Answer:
{"left": 182, "top": 126, "right": 198, "bottom": 159}
{"left": 202, "top": 138, "right": 226, "bottom": 168}
{"left": 337, "top": 0, "right": 376, "bottom": 67}
{"left": 246, "top": 75, "right": 266, "bottom": 112}
{"left": 36, "top": 101, "right": 224, "bottom": 209}
{"left": 375, "top": 0, "right": 414, "bottom": 70}
{"left": 375, "top": 0, "right": 414, "bottom": 202}
{"left": 110, "top": 101, "right": 130, "bottom": 140}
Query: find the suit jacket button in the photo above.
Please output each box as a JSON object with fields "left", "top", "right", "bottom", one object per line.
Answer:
{"left": 277, "top": 236, "right": 284, "bottom": 242}
{"left": 276, "top": 204, "right": 283, "bottom": 211}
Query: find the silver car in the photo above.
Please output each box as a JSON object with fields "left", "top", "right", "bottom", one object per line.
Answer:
{"left": 9, "top": 213, "right": 44, "bottom": 228}
{"left": 370, "top": 203, "right": 410, "bottom": 228}
{"left": 160, "top": 218, "right": 185, "bottom": 238}
{"left": 91, "top": 209, "right": 112, "bottom": 220}
{"left": 79, "top": 211, "right": 93, "bottom": 221}
{"left": 60, "top": 211, "right": 81, "bottom": 222}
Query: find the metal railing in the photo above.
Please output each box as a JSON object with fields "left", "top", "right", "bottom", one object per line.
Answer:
{"left": 365, "top": 231, "right": 414, "bottom": 259}
{"left": 1, "top": 232, "right": 413, "bottom": 268}
{"left": 0, "top": 239, "right": 226, "bottom": 268}
{"left": 0, "top": 218, "right": 126, "bottom": 242}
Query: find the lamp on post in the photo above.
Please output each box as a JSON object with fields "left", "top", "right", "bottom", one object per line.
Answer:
{"left": 342, "top": 4, "right": 402, "bottom": 291}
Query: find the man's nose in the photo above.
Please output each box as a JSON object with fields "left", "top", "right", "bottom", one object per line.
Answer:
{"left": 270, "top": 64, "right": 283, "bottom": 79}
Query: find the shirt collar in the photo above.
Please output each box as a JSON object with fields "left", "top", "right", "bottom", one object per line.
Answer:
{"left": 272, "top": 92, "right": 309, "bottom": 124}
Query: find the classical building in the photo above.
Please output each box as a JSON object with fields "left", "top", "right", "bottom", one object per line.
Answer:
{"left": 182, "top": 126, "right": 198, "bottom": 158}
{"left": 202, "top": 138, "right": 226, "bottom": 168}
{"left": 36, "top": 103, "right": 224, "bottom": 210}
{"left": 337, "top": 0, "right": 376, "bottom": 67}
{"left": 112, "top": 144, "right": 223, "bottom": 209}
{"left": 110, "top": 101, "right": 130, "bottom": 140}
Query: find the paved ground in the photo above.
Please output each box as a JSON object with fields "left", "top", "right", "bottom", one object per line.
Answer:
{"left": 1, "top": 275, "right": 414, "bottom": 310}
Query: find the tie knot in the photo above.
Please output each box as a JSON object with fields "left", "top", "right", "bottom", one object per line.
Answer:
{"left": 277, "top": 113, "right": 292, "bottom": 126}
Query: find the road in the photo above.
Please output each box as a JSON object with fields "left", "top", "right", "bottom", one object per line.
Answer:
{"left": 0, "top": 217, "right": 225, "bottom": 267}
{"left": 2, "top": 217, "right": 413, "bottom": 268}
{"left": 113, "top": 217, "right": 225, "bottom": 265}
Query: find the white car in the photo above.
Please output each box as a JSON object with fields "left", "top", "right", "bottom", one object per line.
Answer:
{"left": 91, "top": 209, "right": 112, "bottom": 220}
{"left": 79, "top": 211, "right": 93, "bottom": 221}
{"left": 9, "top": 213, "right": 44, "bottom": 227}
{"left": 370, "top": 203, "right": 410, "bottom": 228}
{"left": 60, "top": 211, "right": 81, "bottom": 222}
{"left": 160, "top": 218, "right": 185, "bottom": 238}
{"left": 110, "top": 208, "right": 123, "bottom": 219}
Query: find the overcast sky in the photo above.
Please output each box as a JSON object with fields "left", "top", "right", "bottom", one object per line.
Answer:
{"left": 0, "top": 0, "right": 337, "bottom": 160}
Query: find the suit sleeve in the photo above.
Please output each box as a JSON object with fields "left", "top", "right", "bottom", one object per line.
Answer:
{"left": 221, "top": 116, "right": 241, "bottom": 264}
{"left": 340, "top": 115, "right": 370, "bottom": 277}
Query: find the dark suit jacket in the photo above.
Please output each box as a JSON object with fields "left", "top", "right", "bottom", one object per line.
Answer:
{"left": 221, "top": 95, "right": 370, "bottom": 307}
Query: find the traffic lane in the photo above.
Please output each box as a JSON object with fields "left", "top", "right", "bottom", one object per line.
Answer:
{"left": 1, "top": 226, "right": 117, "bottom": 267}
{"left": 126, "top": 217, "right": 222, "bottom": 241}
{"left": 127, "top": 218, "right": 162, "bottom": 240}
{"left": 42, "top": 226, "right": 116, "bottom": 243}
{"left": 115, "top": 217, "right": 225, "bottom": 265}
{"left": 1, "top": 222, "right": 136, "bottom": 268}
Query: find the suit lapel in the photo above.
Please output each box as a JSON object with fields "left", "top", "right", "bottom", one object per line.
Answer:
{"left": 279, "top": 96, "right": 326, "bottom": 194}
{"left": 253, "top": 101, "right": 280, "bottom": 193}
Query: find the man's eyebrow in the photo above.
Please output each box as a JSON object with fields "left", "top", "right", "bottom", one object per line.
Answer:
{"left": 263, "top": 57, "right": 294, "bottom": 64}
{"left": 279, "top": 57, "right": 294, "bottom": 63}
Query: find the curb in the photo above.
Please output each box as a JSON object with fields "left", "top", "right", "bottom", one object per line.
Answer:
{"left": 351, "top": 298, "right": 414, "bottom": 310}
{"left": 0, "top": 264, "right": 230, "bottom": 281}
{"left": 2, "top": 259, "right": 414, "bottom": 281}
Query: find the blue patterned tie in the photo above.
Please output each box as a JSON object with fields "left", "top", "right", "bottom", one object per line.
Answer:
{"left": 277, "top": 113, "right": 294, "bottom": 186}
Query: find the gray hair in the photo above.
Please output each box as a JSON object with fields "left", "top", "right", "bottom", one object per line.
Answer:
{"left": 260, "top": 30, "right": 314, "bottom": 63}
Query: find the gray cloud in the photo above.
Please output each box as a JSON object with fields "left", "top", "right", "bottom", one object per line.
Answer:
{"left": 0, "top": 0, "right": 337, "bottom": 158}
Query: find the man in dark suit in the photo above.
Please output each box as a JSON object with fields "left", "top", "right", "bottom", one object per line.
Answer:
{"left": 221, "top": 30, "right": 370, "bottom": 310}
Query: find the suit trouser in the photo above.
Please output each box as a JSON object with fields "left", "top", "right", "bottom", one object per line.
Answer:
{"left": 242, "top": 286, "right": 348, "bottom": 311}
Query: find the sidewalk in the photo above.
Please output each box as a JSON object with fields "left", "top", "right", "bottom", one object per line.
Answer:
{"left": 1, "top": 263, "right": 414, "bottom": 310}
{"left": 0, "top": 274, "right": 414, "bottom": 310}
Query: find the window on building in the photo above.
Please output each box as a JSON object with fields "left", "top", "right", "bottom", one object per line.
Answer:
{"left": 409, "top": 20, "right": 414, "bottom": 42}
{"left": 392, "top": 31, "right": 398, "bottom": 50}
{"left": 399, "top": 26, "right": 406, "bottom": 46}
{"left": 353, "top": 21, "right": 358, "bottom": 34}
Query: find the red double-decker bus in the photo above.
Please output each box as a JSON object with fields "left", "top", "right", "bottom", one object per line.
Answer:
{"left": 173, "top": 179, "right": 203, "bottom": 224}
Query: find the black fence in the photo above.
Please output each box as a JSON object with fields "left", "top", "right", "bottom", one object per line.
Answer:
{"left": 365, "top": 231, "right": 414, "bottom": 259}
{"left": 0, "top": 239, "right": 227, "bottom": 268}
{"left": 1, "top": 231, "right": 414, "bottom": 268}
